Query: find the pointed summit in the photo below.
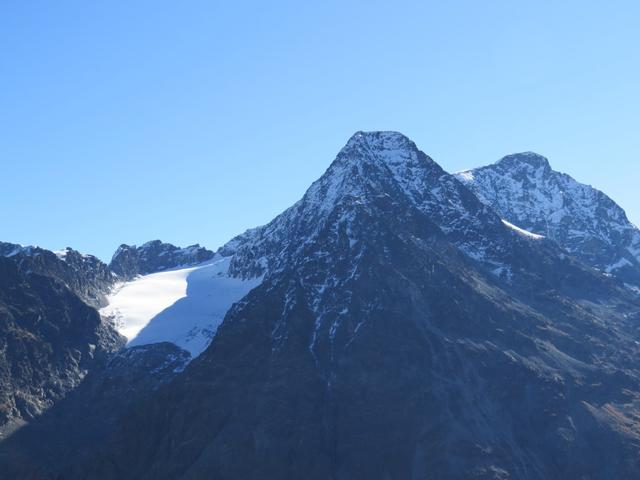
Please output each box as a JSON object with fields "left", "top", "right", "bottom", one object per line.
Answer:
{"left": 301, "top": 131, "right": 440, "bottom": 217}
{"left": 221, "top": 131, "right": 530, "bottom": 280}
{"left": 337, "top": 131, "right": 425, "bottom": 168}
{"left": 345, "top": 130, "right": 415, "bottom": 148}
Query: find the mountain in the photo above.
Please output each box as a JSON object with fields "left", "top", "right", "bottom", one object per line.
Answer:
{"left": 455, "top": 153, "right": 640, "bottom": 288}
{"left": 0, "top": 254, "right": 123, "bottom": 437}
{"left": 0, "top": 241, "right": 203, "bottom": 471}
{"left": 220, "top": 133, "right": 597, "bottom": 290}
{"left": 58, "top": 132, "right": 640, "bottom": 480}
{"left": 0, "top": 242, "right": 116, "bottom": 307}
{"left": 109, "top": 240, "right": 215, "bottom": 280}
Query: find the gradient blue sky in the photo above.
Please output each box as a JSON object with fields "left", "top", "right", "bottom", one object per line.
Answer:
{"left": 2, "top": 1, "right": 639, "bottom": 261}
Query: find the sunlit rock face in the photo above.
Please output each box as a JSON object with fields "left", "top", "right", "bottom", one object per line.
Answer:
{"left": 456, "top": 152, "right": 640, "bottom": 288}
{"left": 109, "top": 240, "right": 214, "bottom": 280}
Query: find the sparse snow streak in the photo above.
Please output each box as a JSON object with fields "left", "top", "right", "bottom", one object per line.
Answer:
{"left": 101, "top": 256, "right": 262, "bottom": 358}
{"left": 501, "top": 219, "right": 544, "bottom": 240}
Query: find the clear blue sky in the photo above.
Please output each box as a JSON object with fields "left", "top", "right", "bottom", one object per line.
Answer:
{"left": 1, "top": 1, "right": 639, "bottom": 261}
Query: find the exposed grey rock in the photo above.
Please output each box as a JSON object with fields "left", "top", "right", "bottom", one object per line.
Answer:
{"left": 0, "top": 242, "right": 116, "bottom": 308}
{"left": 455, "top": 153, "right": 640, "bottom": 288}
{"left": 0, "top": 342, "right": 189, "bottom": 479}
{"left": 0, "top": 256, "right": 124, "bottom": 436}
{"left": 109, "top": 240, "right": 214, "bottom": 280}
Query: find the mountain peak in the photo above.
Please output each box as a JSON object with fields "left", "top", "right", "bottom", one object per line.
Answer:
{"left": 335, "top": 131, "right": 434, "bottom": 175}
{"left": 344, "top": 130, "right": 416, "bottom": 154}
{"left": 496, "top": 151, "right": 551, "bottom": 171}
{"left": 347, "top": 130, "right": 410, "bottom": 143}
{"left": 313, "top": 131, "right": 439, "bottom": 211}
{"left": 222, "top": 131, "right": 516, "bottom": 280}
{"left": 455, "top": 152, "right": 640, "bottom": 286}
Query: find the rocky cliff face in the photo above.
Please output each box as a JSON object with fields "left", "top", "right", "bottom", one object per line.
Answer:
{"left": 0, "top": 342, "right": 189, "bottom": 479}
{"left": 0, "top": 255, "right": 124, "bottom": 436}
{"left": 0, "top": 237, "right": 215, "bottom": 446}
{"left": 0, "top": 241, "right": 194, "bottom": 474}
{"left": 0, "top": 242, "right": 116, "bottom": 308}
{"left": 66, "top": 132, "right": 640, "bottom": 480}
{"left": 109, "top": 240, "right": 215, "bottom": 280}
{"left": 455, "top": 153, "right": 640, "bottom": 288}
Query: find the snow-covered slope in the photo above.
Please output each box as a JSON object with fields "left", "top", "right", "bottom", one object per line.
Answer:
{"left": 101, "top": 256, "right": 262, "bottom": 357}
{"left": 455, "top": 152, "right": 640, "bottom": 286}
{"left": 101, "top": 266, "right": 199, "bottom": 341}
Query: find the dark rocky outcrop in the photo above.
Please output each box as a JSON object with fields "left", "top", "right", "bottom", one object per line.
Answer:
{"left": 0, "top": 342, "right": 189, "bottom": 479}
{"left": 0, "top": 242, "right": 116, "bottom": 308}
{"left": 109, "top": 241, "right": 214, "bottom": 280}
{"left": 0, "top": 256, "right": 124, "bottom": 436}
